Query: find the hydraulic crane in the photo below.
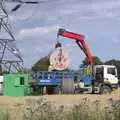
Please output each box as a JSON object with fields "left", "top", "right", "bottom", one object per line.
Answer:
{"left": 57, "top": 28, "right": 94, "bottom": 66}
{"left": 57, "top": 28, "right": 119, "bottom": 94}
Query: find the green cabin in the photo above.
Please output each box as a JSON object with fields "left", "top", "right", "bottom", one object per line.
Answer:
{"left": 3, "top": 73, "right": 31, "bottom": 96}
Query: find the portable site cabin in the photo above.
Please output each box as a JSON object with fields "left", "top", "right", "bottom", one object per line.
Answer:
{"left": 3, "top": 73, "right": 31, "bottom": 96}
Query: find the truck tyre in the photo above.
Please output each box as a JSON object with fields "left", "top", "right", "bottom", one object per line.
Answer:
{"left": 100, "top": 85, "right": 112, "bottom": 94}
{"left": 74, "top": 88, "right": 80, "bottom": 94}
{"left": 54, "top": 86, "right": 62, "bottom": 94}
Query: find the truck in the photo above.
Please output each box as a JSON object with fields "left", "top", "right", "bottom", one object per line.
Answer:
{"left": 57, "top": 28, "right": 119, "bottom": 94}
{"left": 33, "top": 28, "right": 119, "bottom": 94}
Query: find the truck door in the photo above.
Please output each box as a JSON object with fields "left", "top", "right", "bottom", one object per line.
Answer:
{"left": 95, "top": 67, "right": 104, "bottom": 83}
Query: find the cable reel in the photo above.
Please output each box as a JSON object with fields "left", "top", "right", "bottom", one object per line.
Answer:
{"left": 49, "top": 36, "right": 70, "bottom": 71}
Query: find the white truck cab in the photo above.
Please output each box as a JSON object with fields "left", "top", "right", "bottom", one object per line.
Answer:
{"left": 94, "top": 65, "right": 118, "bottom": 93}
{"left": 75, "top": 65, "right": 119, "bottom": 94}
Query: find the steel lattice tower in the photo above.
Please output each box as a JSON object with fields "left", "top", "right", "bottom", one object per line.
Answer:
{"left": 0, "top": 0, "right": 24, "bottom": 73}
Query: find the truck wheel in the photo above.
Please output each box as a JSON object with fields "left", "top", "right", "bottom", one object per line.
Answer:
{"left": 74, "top": 88, "right": 79, "bottom": 94}
{"left": 54, "top": 86, "right": 62, "bottom": 94}
{"left": 100, "top": 85, "right": 112, "bottom": 94}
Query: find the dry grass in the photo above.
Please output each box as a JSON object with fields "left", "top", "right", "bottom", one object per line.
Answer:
{"left": 0, "top": 89, "right": 120, "bottom": 107}
{"left": 0, "top": 93, "right": 120, "bottom": 120}
{"left": 0, "top": 89, "right": 119, "bottom": 120}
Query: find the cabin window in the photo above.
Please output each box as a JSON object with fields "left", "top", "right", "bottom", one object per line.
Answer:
{"left": 20, "top": 77, "right": 24, "bottom": 85}
{"left": 107, "top": 68, "right": 115, "bottom": 75}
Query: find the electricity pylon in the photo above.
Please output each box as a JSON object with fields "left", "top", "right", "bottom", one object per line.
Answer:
{"left": 0, "top": 0, "right": 49, "bottom": 72}
{"left": 0, "top": 0, "right": 24, "bottom": 73}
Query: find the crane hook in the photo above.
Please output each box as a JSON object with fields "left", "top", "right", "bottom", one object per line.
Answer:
{"left": 55, "top": 35, "right": 62, "bottom": 48}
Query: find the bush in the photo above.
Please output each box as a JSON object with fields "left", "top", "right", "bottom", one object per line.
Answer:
{"left": 23, "top": 97, "right": 120, "bottom": 120}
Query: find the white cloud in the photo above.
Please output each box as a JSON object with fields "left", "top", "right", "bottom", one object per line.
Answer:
{"left": 8, "top": 0, "right": 120, "bottom": 23}
{"left": 17, "top": 25, "right": 58, "bottom": 41}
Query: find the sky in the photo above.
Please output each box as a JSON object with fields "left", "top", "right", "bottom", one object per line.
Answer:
{"left": 5, "top": 0, "right": 120, "bottom": 69}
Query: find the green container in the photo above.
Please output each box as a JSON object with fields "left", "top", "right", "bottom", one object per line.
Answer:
{"left": 3, "top": 73, "right": 31, "bottom": 96}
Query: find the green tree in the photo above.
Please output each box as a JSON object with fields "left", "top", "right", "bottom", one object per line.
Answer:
{"left": 104, "top": 59, "right": 120, "bottom": 78}
{"left": 81, "top": 56, "right": 103, "bottom": 67}
{"left": 32, "top": 56, "right": 50, "bottom": 72}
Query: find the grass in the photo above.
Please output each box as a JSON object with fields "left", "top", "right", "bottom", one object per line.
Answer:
{"left": 0, "top": 97, "right": 120, "bottom": 120}
{"left": 0, "top": 109, "right": 9, "bottom": 120}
